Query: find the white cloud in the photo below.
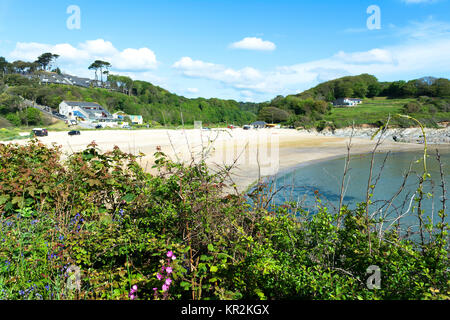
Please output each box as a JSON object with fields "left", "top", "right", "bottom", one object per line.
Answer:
{"left": 8, "top": 38, "right": 158, "bottom": 71}
{"left": 172, "top": 57, "right": 264, "bottom": 86}
{"left": 334, "top": 49, "right": 395, "bottom": 64}
{"left": 114, "top": 48, "right": 158, "bottom": 70}
{"left": 79, "top": 39, "right": 118, "bottom": 56}
{"left": 172, "top": 18, "right": 450, "bottom": 101}
{"left": 186, "top": 87, "right": 199, "bottom": 93}
{"left": 229, "top": 37, "right": 276, "bottom": 51}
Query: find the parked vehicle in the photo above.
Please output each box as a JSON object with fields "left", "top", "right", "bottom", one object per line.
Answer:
{"left": 68, "top": 130, "right": 81, "bottom": 136}
{"left": 243, "top": 125, "right": 251, "bottom": 130}
{"left": 95, "top": 124, "right": 102, "bottom": 129}
{"left": 31, "top": 128, "right": 48, "bottom": 137}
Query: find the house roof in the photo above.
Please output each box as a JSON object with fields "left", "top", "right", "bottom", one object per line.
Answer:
{"left": 63, "top": 101, "right": 103, "bottom": 108}
{"left": 251, "top": 121, "right": 267, "bottom": 125}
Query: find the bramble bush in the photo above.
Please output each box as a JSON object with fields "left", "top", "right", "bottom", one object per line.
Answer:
{"left": 0, "top": 140, "right": 448, "bottom": 300}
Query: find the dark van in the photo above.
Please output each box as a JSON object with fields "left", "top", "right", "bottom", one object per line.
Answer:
{"left": 31, "top": 128, "right": 48, "bottom": 137}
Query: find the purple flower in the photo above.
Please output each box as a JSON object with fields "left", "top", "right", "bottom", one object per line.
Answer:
{"left": 162, "top": 284, "right": 169, "bottom": 292}
{"left": 156, "top": 273, "right": 163, "bottom": 280}
{"left": 166, "top": 267, "right": 173, "bottom": 274}
{"left": 129, "top": 294, "right": 135, "bottom": 300}
{"left": 167, "top": 251, "right": 173, "bottom": 258}
{"left": 132, "top": 285, "right": 138, "bottom": 291}
{"left": 165, "top": 278, "right": 172, "bottom": 286}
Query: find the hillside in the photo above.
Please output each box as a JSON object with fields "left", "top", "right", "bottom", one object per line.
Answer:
{"left": 0, "top": 73, "right": 256, "bottom": 130}
{"left": 253, "top": 74, "right": 450, "bottom": 129}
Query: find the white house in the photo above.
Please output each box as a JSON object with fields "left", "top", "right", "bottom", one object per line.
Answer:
{"left": 59, "top": 101, "right": 115, "bottom": 123}
{"left": 113, "top": 112, "right": 143, "bottom": 125}
{"left": 129, "top": 115, "right": 143, "bottom": 125}
{"left": 333, "top": 98, "right": 363, "bottom": 107}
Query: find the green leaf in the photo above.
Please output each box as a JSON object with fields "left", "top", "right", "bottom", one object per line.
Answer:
{"left": 0, "top": 194, "right": 10, "bottom": 205}
{"left": 207, "top": 243, "right": 214, "bottom": 252}
{"left": 210, "top": 266, "right": 218, "bottom": 273}
{"left": 180, "top": 281, "right": 191, "bottom": 290}
{"left": 122, "top": 193, "right": 136, "bottom": 203}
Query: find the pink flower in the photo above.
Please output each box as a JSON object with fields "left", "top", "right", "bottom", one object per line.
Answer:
{"left": 129, "top": 294, "right": 135, "bottom": 300}
{"left": 132, "top": 285, "right": 138, "bottom": 291}
{"left": 166, "top": 267, "right": 173, "bottom": 274}
{"left": 171, "top": 255, "right": 176, "bottom": 260}
{"left": 167, "top": 251, "right": 174, "bottom": 258}
{"left": 153, "top": 287, "right": 158, "bottom": 291}
{"left": 156, "top": 273, "right": 163, "bottom": 280}
{"left": 162, "top": 284, "right": 169, "bottom": 292}
{"left": 165, "top": 278, "right": 172, "bottom": 286}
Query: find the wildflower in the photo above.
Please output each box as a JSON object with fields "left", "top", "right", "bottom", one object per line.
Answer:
{"left": 156, "top": 273, "right": 163, "bottom": 280}
{"left": 132, "top": 285, "right": 138, "bottom": 292}
{"left": 129, "top": 294, "right": 135, "bottom": 300}
{"left": 165, "top": 278, "right": 172, "bottom": 286}
{"left": 167, "top": 251, "right": 173, "bottom": 258}
{"left": 166, "top": 267, "right": 173, "bottom": 274}
{"left": 162, "top": 284, "right": 169, "bottom": 292}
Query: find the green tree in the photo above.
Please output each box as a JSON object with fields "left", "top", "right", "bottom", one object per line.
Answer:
{"left": 0, "top": 57, "right": 10, "bottom": 77}
{"left": 367, "top": 83, "right": 381, "bottom": 98}
{"left": 258, "top": 106, "right": 290, "bottom": 123}
{"left": 35, "top": 53, "right": 59, "bottom": 71}
{"left": 26, "top": 108, "right": 41, "bottom": 125}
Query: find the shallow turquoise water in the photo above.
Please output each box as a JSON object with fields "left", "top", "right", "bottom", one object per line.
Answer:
{"left": 267, "top": 148, "right": 450, "bottom": 231}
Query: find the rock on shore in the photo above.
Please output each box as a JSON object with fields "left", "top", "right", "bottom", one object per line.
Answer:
{"left": 311, "top": 127, "right": 450, "bottom": 144}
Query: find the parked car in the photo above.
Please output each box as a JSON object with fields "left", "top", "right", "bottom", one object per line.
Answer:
{"left": 68, "top": 130, "right": 81, "bottom": 136}
{"left": 31, "top": 128, "right": 48, "bottom": 137}
{"left": 243, "top": 125, "right": 251, "bottom": 130}
{"left": 95, "top": 124, "right": 102, "bottom": 129}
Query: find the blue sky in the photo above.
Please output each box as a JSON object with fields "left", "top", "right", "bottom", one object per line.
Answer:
{"left": 1, "top": 0, "right": 450, "bottom": 102}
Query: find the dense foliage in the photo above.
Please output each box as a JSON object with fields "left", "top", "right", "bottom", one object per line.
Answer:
{"left": 1, "top": 54, "right": 449, "bottom": 130}
{"left": 0, "top": 63, "right": 256, "bottom": 128}
{"left": 0, "top": 140, "right": 448, "bottom": 300}
{"left": 253, "top": 74, "right": 450, "bottom": 128}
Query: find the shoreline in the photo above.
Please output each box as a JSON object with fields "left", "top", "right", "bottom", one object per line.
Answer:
{"left": 245, "top": 144, "right": 450, "bottom": 194}
{"left": 2, "top": 128, "right": 449, "bottom": 194}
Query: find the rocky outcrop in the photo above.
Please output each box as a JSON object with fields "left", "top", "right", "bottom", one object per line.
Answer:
{"left": 311, "top": 127, "right": 450, "bottom": 144}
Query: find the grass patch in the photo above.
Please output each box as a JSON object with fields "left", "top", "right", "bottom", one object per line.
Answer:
{"left": 325, "top": 98, "right": 450, "bottom": 128}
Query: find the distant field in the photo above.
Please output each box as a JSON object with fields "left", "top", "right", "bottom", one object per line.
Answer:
{"left": 325, "top": 97, "right": 449, "bottom": 128}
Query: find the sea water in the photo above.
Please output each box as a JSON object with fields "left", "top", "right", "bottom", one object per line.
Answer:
{"left": 265, "top": 148, "right": 450, "bottom": 234}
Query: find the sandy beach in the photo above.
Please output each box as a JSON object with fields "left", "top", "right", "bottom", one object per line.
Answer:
{"left": 3, "top": 128, "right": 437, "bottom": 192}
